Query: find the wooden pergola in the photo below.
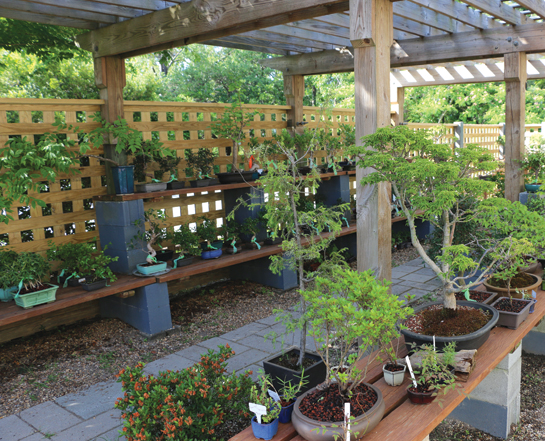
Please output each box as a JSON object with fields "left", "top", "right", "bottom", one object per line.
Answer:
{"left": 2, "top": 0, "right": 545, "bottom": 281}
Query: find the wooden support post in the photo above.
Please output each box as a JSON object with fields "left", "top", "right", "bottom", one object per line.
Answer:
{"left": 454, "top": 122, "right": 464, "bottom": 150}
{"left": 284, "top": 74, "right": 305, "bottom": 135}
{"left": 393, "top": 86, "right": 405, "bottom": 126}
{"left": 94, "top": 56, "right": 127, "bottom": 194}
{"left": 504, "top": 52, "right": 527, "bottom": 202}
{"left": 350, "top": 0, "right": 393, "bottom": 281}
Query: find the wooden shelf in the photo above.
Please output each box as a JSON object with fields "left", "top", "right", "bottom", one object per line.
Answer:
{"left": 0, "top": 274, "right": 155, "bottom": 328}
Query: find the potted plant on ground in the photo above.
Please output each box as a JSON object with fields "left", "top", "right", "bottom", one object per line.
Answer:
{"left": 132, "top": 209, "right": 169, "bottom": 275}
{"left": 291, "top": 267, "right": 411, "bottom": 441}
{"left": 407, "top": 342, "right": 457, "bottom": 404}
{"left": 196, "top": 216, "right": 223, "bottom": 259}
{"left": 249, "top": 375, "right": 282, "bottom": 441}
{"left": 185, "top": 148, "right": 217, "bottom": 187}
{"left": 171, "top": 224, "right": 200, "bottom": 268}
{"left": 0, "top": 250, "right": 18, "bottom": 301}
{"left": 520, "top": 133, "right": 545, "bottom": 193}
{"left": 211, "top": 89, "right": 261, "bottom": 184}
{"left": 10, "top": 252, "right": 57, "bottom": 309}
{"left": 350, "top": 126, "right": 545, "bottom": 350}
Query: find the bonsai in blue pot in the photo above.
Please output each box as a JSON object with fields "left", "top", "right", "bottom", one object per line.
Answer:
{"left": 249, "top": 378, "right": 281, "bottom": 441}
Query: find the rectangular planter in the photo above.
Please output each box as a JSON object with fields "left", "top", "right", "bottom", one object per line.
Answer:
{"left": 81, "top": 279, "right": 108, "bottom": 292}
{"left": 491, "top": 297, "right": 533, "bottom": 330}
{"left": 136, "top": 261, "right": 168, "bottom": 275}
{"left": 263, "top": 347, "right": 326, "bottom": 394}
{"left": 15, "top": 284, "right": 59, "bottom": 309}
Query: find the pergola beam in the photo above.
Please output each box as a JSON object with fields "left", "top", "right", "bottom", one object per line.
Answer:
{"left": 515, "top": 0, "right": 545, "bottom": 20}
{"left": 393, "top": 1, "right": 474, "bottom": 33}
{"left": 260, "top": 22, "right": 545, "bottom": 75}
{"left": 76, "top": 0, "right": 350, "bottom": 58}
{"left": 0, "top": 6, "right": 97, "bottom": 28}
{"left": 461, "top": 0, "right": 532, "bottom": 26}
{"left": 20, "top": 0, "right": 143, "bottom": 20}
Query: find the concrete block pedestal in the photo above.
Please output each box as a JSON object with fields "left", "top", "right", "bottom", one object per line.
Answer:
{"left": 230, "top": 254, "right": 298, "bottom": 291}
{"left": 448, "top": 343, "right": 522, "bottom": 439}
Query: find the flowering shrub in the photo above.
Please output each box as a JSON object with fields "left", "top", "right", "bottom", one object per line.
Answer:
{"left": 115, "top": 345, "right": 254, "bottom": 440}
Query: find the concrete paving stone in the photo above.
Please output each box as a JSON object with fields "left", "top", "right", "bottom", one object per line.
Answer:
{"left": 391, "top": 266, "right": 418, "bottom": 277}
{"left": 253, "top": 322, "right": 287, "bottom": 338}
{"left": 226, "top": 348, "right": 270, "bottom": 373}
{"left": 143, "top": 353, "right": 195, "bottom": 376}
{"left": 196, "top": 337, "right": 252, "bottom": 356}
{"left": 391, "top": 284, "right": 411, "bottom": 296}
{"left": 55, "top": 380, "right": 122, "bottom": 420}
{"left": 173, "top": 344, "right": 210, "bottom": 362}
{"left": 398, "top": 280, "right": 441, "bottom": 291}
{"left": 256, "top": 314, "right": 282, "bottom": 326}
{"left": 414, "top": 267, "right": 438, "bottom": 277}
{"left": 50, "top": 410, "right": 122, "bottom": 441}
{"left": 0, "top": 415, "right": 36, "bottom": 441}
{"left": 404, "top": 258, "right": 425, "bottom": 267}
{"left": 92, "top": 427, "right": 125, "bottom": 441}
{"left": 236, "top": 364, "right": 262, "bottom": 382}
{"left": 390, "top": 278, "right": 403, "bottom": 284}
{"left": 237, "top": 333, "right": 279, "bottom": 354}
{"left": 19, "top": 402, "right": 81, "bottom": 434}
{"left": 401, "top": 272, "right": 437, "bottom": 283}
{"left": 20, "top": 434, "right": 49, "bottom": 441}
{"left": 405, "top": 288, "right": 432, "bottom": 299}
{"left": 218, "top": 322, "right": 268, "bottom": 342}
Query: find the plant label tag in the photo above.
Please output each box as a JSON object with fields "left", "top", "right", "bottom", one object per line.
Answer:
{"left": 344, "top": 402, "right": 351, "bottom": 438}
{"left": 249, "top": 402, "right": 267, "bottom": 424}
{"left": 433, "top": 336, "right": 436, "bottom": 351}
{"left": 268, "top": 390, "right": 280, "bottom": 402}
{"left": 405, "top": 355, "right": 418, "bottom": 388}
{"left": 78, "top": 278, "right": 86, "bottom": 283}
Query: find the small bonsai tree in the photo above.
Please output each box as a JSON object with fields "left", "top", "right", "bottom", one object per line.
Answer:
{"left": 350, "top": 125, "right": 545, "bottom": 311}
{"left": 185, "top": 148, "right": 217, "bottom": 180}
{"left": 132, "top": 209, "right": 168, "bottom": 264}
{"left": 196, "top": 216, "right": 220, "bottom": 249}
{"left": 77, "top": 246, "right": 118, "bottom": 284}
{"left": 316, "top": 128, "right": 342, "bottom": 172}
{"left": 0, "top": 250, "right": 18, "bottom": 291}
{"left": 411, "top": 342, "right": 457, "bottom": 398}
{"left": 220, "top": 221, "right": 240, "bottom": 253}
{"left": 211, "top": 89, "right": 260, "bottom": 173}
{"left": 10, "top": 252, "right": 51, "bottom": 293}
{"left": 172, "top": 225, "right": 200, "bottom": 259}
{"left": 241, "top": 217, "right": 263, "bottom": 249}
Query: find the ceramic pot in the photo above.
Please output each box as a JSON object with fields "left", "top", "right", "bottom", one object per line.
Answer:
{"left": 525, "top": 183, "right": 542, "bottom": 193}
{"left": 135, "top": 182, "right": 167, "bottom": 193}
{"left": 279, "top": 400, "right": 295, "bottom": 424}
{"left": 251, "top": 416, "right": 279, "bottom": 441}
{"left": 166, "top": 181, "right": 185, "bottom": 190}
{"left": 15, "top": 284, "right": 58, "bottom": 309}
{"left": 201, "top": 249, "right": 222, "bottom": 260}
{"left": 81, "top": 278, "right": 108, "bottom": 292}
{"left": 483, "top": 272, "right": 542, "bottom": 299}
{"left": 491, "top": 297, "right": 533, "bottom": 330}
{"left": 407, "top": 386, "right": 435, "bottom": 404}
{"left": 189, "top": 179, "right": 213, "bottom": 188}
{"left": 518, "top": 255, "right": 539, "bottom": 274}
{"left": 0, "top": 286, "right": 17, "bottom": 302}
{"left": 136, "top": 261, "right": 167, "bottom": 275}
{"left": 217, "top": 171, "right": 257, "bottom": 184}
{"left": 291, "top": 383, "right": 385, "bottom": 441}
{"left": 111, "top": 166, "right": 134, "bottom": 194}
{"left": 155, "top": 250, "right": 174, "bottom": 262}
{"left": 383, "top": 364, "right": 407, "bottom": 387}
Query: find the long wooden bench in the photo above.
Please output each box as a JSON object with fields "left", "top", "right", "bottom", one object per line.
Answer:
{"left": 230, "top": 287, "right": 545, "bottom": 441}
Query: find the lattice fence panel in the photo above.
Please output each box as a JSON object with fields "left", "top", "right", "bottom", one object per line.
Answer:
{"left": 464, "top": 124, "right": 503, "bottom": 161}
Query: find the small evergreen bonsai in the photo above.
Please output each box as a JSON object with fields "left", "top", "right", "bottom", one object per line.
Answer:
{"left": 185, "top": 148, "right": 217, "bottom": 180}
{"left": 172, "top": 225, "right": 200, "bottom": 259}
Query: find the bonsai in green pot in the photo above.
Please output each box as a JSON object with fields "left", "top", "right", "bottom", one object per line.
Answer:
{"left": 291, "top": 267, "right": 411, "bottom": 440}
{"left": 520, "top": 133, "right": 545, "bottom": 192}
{"left": 185, "top": 148, "right": 217, "bottom": 188}
{"left": 10, "top": 252, "right": 57, "bottom": 309}
{"left": 171, "top": 224, "right": 200, "bottom": 268}
{"left": 47, "top": 241, "right": 94, "bottom": 287}
{"left": 132, "top": 209, "right": 170, "bottom": 275}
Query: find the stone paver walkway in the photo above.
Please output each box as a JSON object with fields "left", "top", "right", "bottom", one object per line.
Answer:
{"left": 0, "top": 258, "right": 438, "bottom": 441}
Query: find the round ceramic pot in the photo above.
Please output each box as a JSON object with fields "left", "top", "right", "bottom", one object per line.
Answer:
{"left": 291, "top": 383, "right": 385, "bottom": 441}
{"left": 399, "top": 301, "right": 499, "bottom": 352}
{"left": 483, "top": 272, "right": 542, "bottom": 299}
{"left": 251, "top": 416, "right": 279, "bottom": 441}
{"left": 525, "top": 183, "right": 542, "bottom": 193}
{"left": 383, "top": 364, "right": 406, "bottom": 387}
{"left": 407, "top": 386, "right": 435, "bottom": 404}
{"left": 518, "top": 256, "right": 539, "bottom": 274}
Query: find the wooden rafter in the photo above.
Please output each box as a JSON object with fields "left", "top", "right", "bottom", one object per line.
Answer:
{"left": 19, "top": 0, "right": 144, "bottom": 20}
{"left": 0, "top": 5, "right": 98, "bottom": 28}
{"left": 514, "top": 1, "right": 545, "bottom": 20}
{"left": 462, "top": 0, "right": 533, "bottom": 26}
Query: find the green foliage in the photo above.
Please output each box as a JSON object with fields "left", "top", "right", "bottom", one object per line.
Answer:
{"left": 250, "top": 376, "right": 282, "bottom": 424}
{"left": 196, "top": 217, "right": 219, "bottom": 247}
{"left": 115, "top": 345, "right": 254, "bottom": 440}
{"left": 0, "top": 250, "right": 18, "bottom": 289}
{"left": 316, "top": 128, "right": 342, "bottom": 169}
{"left": 131, "top": 209, "right": 169, "bottom": 264}
{"left": 171, "top": 225, "right": 200, "bottom": 257}
{"left": 8, "top": 252, "right": 51, "bottom": 291}
{"left": 303, "top": 267, "right": 411, "bottom": 398}
{"left": 520, "top": 133, "right": 545, "bottom": 184}
{"left": 185, "top": 148, "right": 217, "bottom": 179}
{"left": 412, "top": 343, "right": 457, "bottom": 396}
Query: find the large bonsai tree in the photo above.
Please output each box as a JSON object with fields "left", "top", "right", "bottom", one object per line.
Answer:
{"left": 350, "top": 125, "right": 545, "bottom": 311}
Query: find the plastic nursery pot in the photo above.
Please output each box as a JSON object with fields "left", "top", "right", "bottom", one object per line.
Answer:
{"left": 81, "top": 278, "right": 108, "bottom": 292}
{"left": 407, "top": 386, "right": 435, "bottom": 405}
{"left": 383, "top": 364, "right": 407, "bottom": 387}
{"left": 136, "top": 261, "right": 168, "bottom": 275}
{"left": 483, "top": 273, "right": 542, "bottom": 299}
{"left": 111, "top": 166, "right": 134, "bottom": 195}
{"left": 491, "top": 297, "right": 533, "bottom": 330}
{"left": 251, "top": 416, "right": 279, "bottom": 441}
{"left": 279, "top": 400, "right": 295, "bottom": 424}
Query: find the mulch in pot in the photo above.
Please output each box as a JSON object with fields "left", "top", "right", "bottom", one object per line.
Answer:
{"left": 19, "top": 283, "right": 49, "bottom": 295}
{"left": 487, "top": 272, "right": 535, "bottom": 289}
{"left": 384, "top": 363, "right": 405, "bottom": 372}
{"left": 493, "top": 298, "right": 529, "bottom": 313}
{"left": 405, "top": 305, "right": 492, "bottom": 337}
{"left": 299, "top": 383, "right": 377, "bottom": 422}
{"left": 271, "top": 351, "right": 317, "bottom": 371}
{"left": 454, "top": 291, "right": 493, "bottom": 303}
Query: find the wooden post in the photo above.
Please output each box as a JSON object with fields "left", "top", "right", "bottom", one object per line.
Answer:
{"left": 454, "top": 122, "right": 464, "bottom": 150}
{"left": 350, "top": 0, "right": 393, "bottom": 281}
{"left": 94, "top": 56, "right": 127, "bottom": 194}
{"left": 284, "top": 74, "right": 305, "bottom": 135}
{"left": 504, "top": 52, "right": 527, "bottom": 202}
{"left": 393, "top": 86, "right": 405, "bottom": 126}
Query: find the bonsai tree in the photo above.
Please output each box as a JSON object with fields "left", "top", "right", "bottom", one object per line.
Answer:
{"left": 520, "top": 133, "right": 545, "bottom": 185}
{"left": 157, "top": 154, "right": 182, "bottom": 182}
{"left": 196, "top": 216, "right": 220, "bottom": 249}
{"left": 220, "top": 221, "right": 240, "bottom": 253}
{"left": 0, "top": 250, "right": 18, "bottom": 295}
{"left": 185, "top": 148, "right": 217, "bottom": 180}
{"left": 230, "top": 133, "right": 350, "bottom": 367}
{"left": 132, "top": 209, "right": 169, "bottom": 264}
{"left": 241, "top": 217, "right": 263, "bottom": 249}
{"left": 303, "top": 266, "right": 411, "bottom": 398}
{"left": 316, "top": 128, "right": 342, "bottom": 172}
{"left": 171, "top": 224, "right": 200, "bottom": 259}
{"left": 77, "top": 246, "right": 118, "bottom": 284}
{"left": 47, "top": 241, "right": 93, "bottom": 283}
{"left": 350, "top": 125, "right": 545, "bottom": 311}
{"left": 211, "top": 88, "right": 260, "bottom": 173}
{"left": 410, "top": 342, "right": 457, "bottom": 398}
{"left": 132, "top": 143, "right": 180, "bottom": 184}
{"left": 10, "top": 252, "right": 51, "bottom": 293}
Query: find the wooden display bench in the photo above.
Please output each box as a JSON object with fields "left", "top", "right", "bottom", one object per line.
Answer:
{"left": 230, "top": 288, "right": 545, "bottom": 441}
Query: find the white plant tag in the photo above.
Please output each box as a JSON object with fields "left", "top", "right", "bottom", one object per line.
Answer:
{"left": 78, "top": 278, "right": 86, "bottom": 283}
{"left": 249, "top": 402, "right": 267, "bottom": 424}
{"left": 405, "top": 355, "right": 418, "bottom": 388}
{"left": 433, "top": 335, "right": 436, "bottom": 351}
{"left": 268, "top": 389, "right": 280, "bottom": 402}
{"left": 344, "top": 403, "right": 351, "bottom": 439}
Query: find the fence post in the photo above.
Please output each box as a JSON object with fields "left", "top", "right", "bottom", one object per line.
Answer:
{"left": 454, "top": 122, "right": 464, "bottom": 150}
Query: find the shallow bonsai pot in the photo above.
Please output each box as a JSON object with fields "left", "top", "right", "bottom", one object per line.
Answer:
{"left": 291, "top": 383, "right": 385, "bottom": 441}
{"left": 216, "top": 171, "right": 256, "bottom": 184}
{"left": 0, "top": 286, "right": 16, "bottom": 302}
{"left": 251, "top": 416, "right": 279, "bottom": 441}
{"left": 525, "top": 183, "right": 543, "bottom": 193}
{"left": 166, "top": 181, "right": 185, "bottom": 190}
{"left": 399, "top": 301, "right": 499, "bottom": 352}
{"left": 201, "top": 249, "right": 222, "bottom": 260}
{"left": 264, "top": 237, "right": 282, "bottom": 246}
{"left": 81, "top": 278, "right": 108, "bottom": 292}
{"left": 173, "top": 255, "right": 194, "bottom": 268}
{"left": 155, "top": 250, "right": 174, "bottom": 262}
{"left": 407, "top": 386, "right": 435, "bottom": 404}
{"left": 200, "top": 240, "right": 224, "bottom": 251}
{"left": 15, "top": 284, "right": 58, "bottom": 309}
{"left": 263, "top": 347, "right": 326, "bottom": 394}
{"left": 135, "top": 182, "right": 167, "bottom": 193}
{"left": 454, "top": 290, "right": 497, "bottom": 305}
{"left": 483, "top": 273, "right": 542, "bottom": 299}
{"left": 189, "top": 179, "right": 213, "bottom": 188}
{"left": 491, "top": 297, "right": 533, "bottom": 330}
{"left": 383, "top": 364, "right": 406, "bottom": 387}
{"left": 136, "top": 261, "right": 167, "bottom": 275}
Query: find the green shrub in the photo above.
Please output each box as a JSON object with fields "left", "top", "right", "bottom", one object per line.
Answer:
{"left": 115, "top": 345, "right": 253, "bottom": 441}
